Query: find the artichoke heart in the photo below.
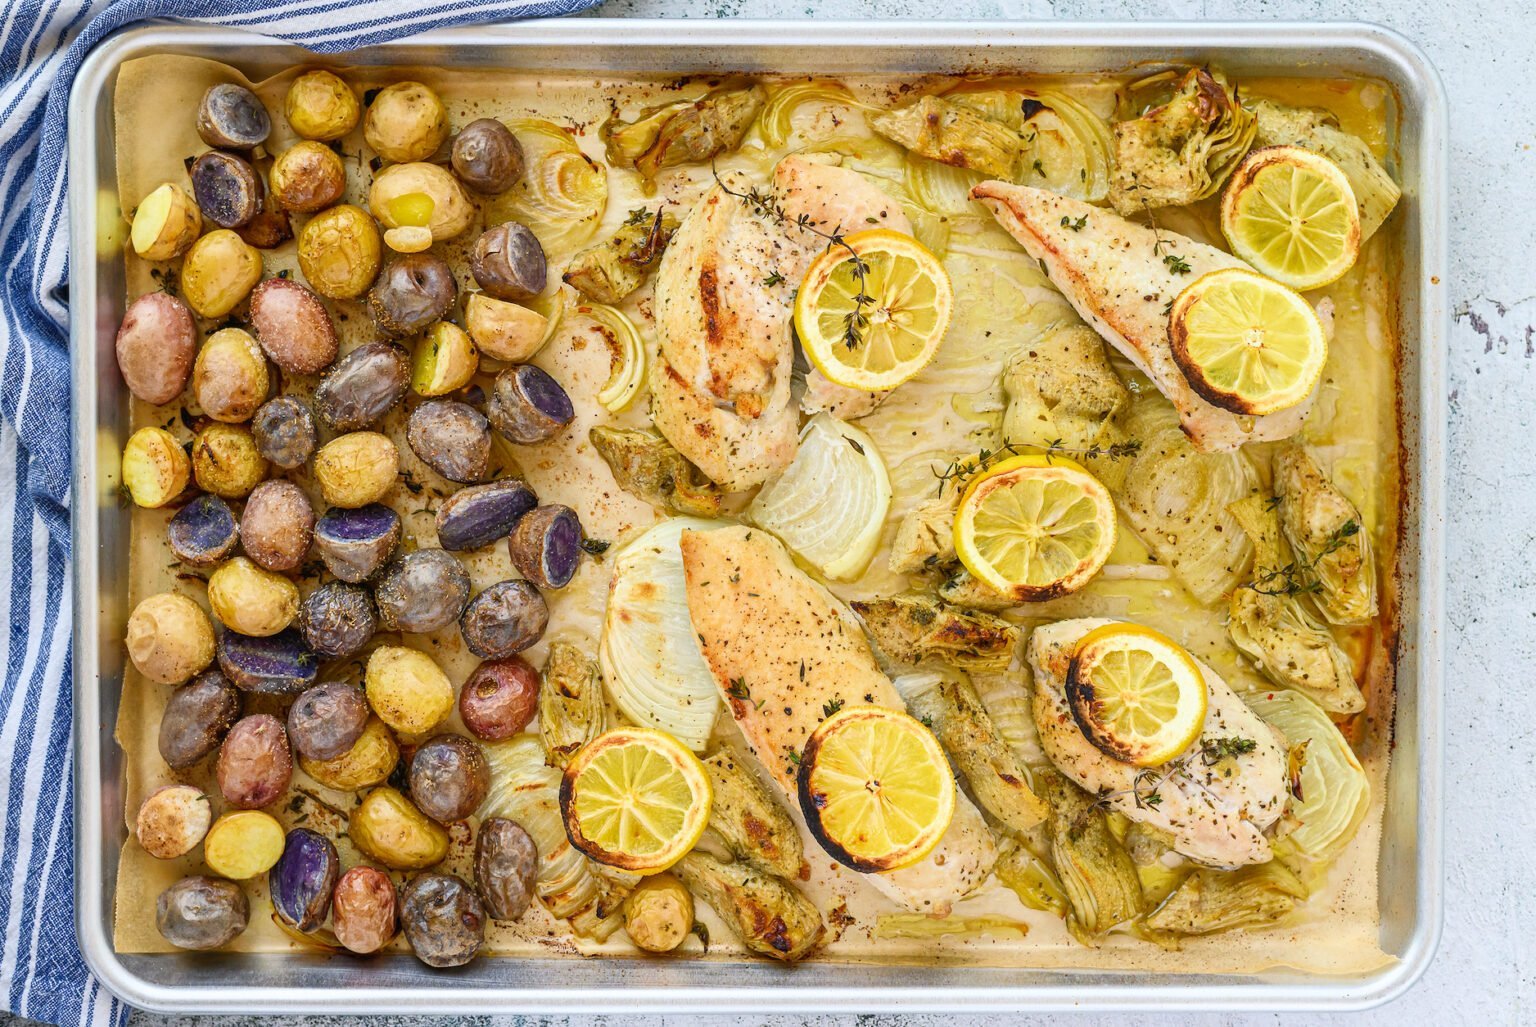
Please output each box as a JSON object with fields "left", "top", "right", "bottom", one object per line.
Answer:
{"left": 1107, "top": 67, "right": 1257, "bottom": 214}
{"left": 1250, "top": 98, "right": 1400, "bottom": 241}
{"left": 702, "top": 750, "right": 807, "bottom": 881}
{"left": 539, "top": 642, "right": 607, "bottom": 769}
{"left": 1227, "top": 493, "right": 1364, "bottom": 714}
{"left": 1273, "top": 443, "right": 1377, "bottom": 626}
{"left": 851, "top": 593, "right": 1021, "bottom": 671}
{"left": 889, "top": 490, "right": 962, "bottom": 575}
{"left": 563, "top": 209, "right": 679, "bottom": 305}
{"left": 1143, "top": 860, "right": 1308, "bottom": 937}
{"left": 872, "top": 95, "right": 1021, "bottom": 179}
{"left": 674, "top": 851, "right": 824, "bottom": 961}
{"left": 601, "top": 82, "right": 767, "bottom": 187}
{"left": 1037, "top": 771, "right": 1143, "bottom": 945}
{"left": 995, "top": 839, "right": 1069, "bottom": 916}
{"left": 589, "top": 425, "right": 723, "bottom": 517}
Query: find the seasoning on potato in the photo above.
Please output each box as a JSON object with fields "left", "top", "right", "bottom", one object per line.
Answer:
{"left": 364, "top": 645, "right": 454, "bottom": 736}
{"left": 408, "top": 734, "right": 490, "bottom": 824}
{"left": 270, "top": 828, "right": 340, "bottom": 933}
{"left": 313, "top": 431, "right": 398, "bottom": 508}
{"left": 116, "top": 292, "right": 196, "bottom": 405}
{"left": 368, "top": 253, "right": 457, "bottom": 338}
{"left": 251, "top": 396, "right": 319, "bottom": 469}
{"left": 203, "top": 810, "right": 285, "bottom": 880}
{"left": 474, "top": 817, "right": 538, "bottom": 921}
{"left": 411, "top": 321, "right": 479, "bottom": 397}
{"left": 167, "top": 495, "right": 241, "bottom": 568}
{"left": 488, "top": 364, "right": 574, "bottom": 445}
{"left": 270, "top": 140, "right": 347, "bottom": 213}
{"left": 287, "top": 680, "right": 370, "bottom": 761}
{"left": 299, "top": 715, "right": 398, "bottom": 791}
{"left": 190, "top": 150, "right": 265, "bottom": 230}
{"left": 470, "top": 221, "right": 547, "bottom": 301}
{"left": 297, "top": 204, "right": 382, "bottom": 300}
{"left": 285, "top": 69, "right": 360, "bottom": 141}
{"left": 121, "top": 426, "right": 190, "bottom": 508}
{"left": 464, "top": 292, "right": 548, "bottom": 363}
{"left": 181, "top": 228, "right": 263, "bottom": 319}
{"left": 406, "top": 400, "right": 492, "bottom": 484}
{"left": 217, "top": 628, "right": 319, "bottom": 695}
{"left": 192, "top": 423, "right": 269, "bottom": 499}
{"left": 208, "top": 556, "right": 300, "bottom": 637}
{"left": 458, "top": 657, "right": 539, "bottom": 741}
{"left": 400, "top": 872, "right": 484, "bottom": 968}
{"left": 374, "top": 549, "right": 471, "bottom": 634}
{"left": 332, "top": 866, "right": 399, "bottom": 955}
{"left": 313, "top": 341, "right": 410, "bottom": 431}
{"left": 135, "top": 784, "right": 213, "bottom": 859}
{"left": 248, "top": 278, "right": 339, "bottom": 375}
{"left": 126, "top": 592, "right": 215, "bottom": 684}
{"left": 239, "top": 480, "right": 315, "bottom": 573}
{"left": 363, "top": 81, "right": 448, "bottom": 164}
{"left": 508, "top": 504, "right": 584, "bottom": 589}
{"left": 349, "top": 786, "right": 450, "bottom": 870}
{"left": 312, "top": 503, "right": 401, "bottom": 582}
{"left": 299, "top": 581, "right": 377, "bottom": 659}
{"left": 156, "top": 876, "right": 249, "bottom": 950}
{"left": 197, "top": 83, "right": 271, "bottom": 150}
{"left": 158, "top": 670, "right": 241, "bottom": 769}
{"left": 193, "top": 327, "right": 270, "bottom": 424}
{"left": 130, "top": 182, "right": 202, "bottom": 261}
{"left": 433, "top": 477, "right": 538, "bottom": 553}
{"left": 216, "top": 713, "right": 293, "bottom": 809}
{"left": 451, "top": 118, "right": 524, "bottom": 195}
{"left": 370, "top": 162, "right": 475, "bottom": 242}
{"left": 459, "top": 580, "right": 548, "bottom": 660}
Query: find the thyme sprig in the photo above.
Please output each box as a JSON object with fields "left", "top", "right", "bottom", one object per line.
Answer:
{"left": 932, "top": 436, "right": 1143, "bottom": 496}
{"left": 1199, "top": 736, "right": 1257, "bottom": 765}
{"left": 1248, "top": 517, "right": 1361, "bottom": 598}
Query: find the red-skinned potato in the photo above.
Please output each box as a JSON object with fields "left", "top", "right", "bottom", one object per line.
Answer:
{"left": 116, "top": 292, "right": 196, "bottom": 405}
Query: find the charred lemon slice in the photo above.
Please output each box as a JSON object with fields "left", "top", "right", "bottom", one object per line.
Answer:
{"left": 1064, "top": 623, "right": 1208, "bottom": 767}
{"left": 798, "top": 706, "right": 955, "bottom": 873}
{"left": 794, "top": 229, "right": 952, "bottom": 392}
{"left": 1220, "top": 146, "right": 1361, "bottom": 291}
{"left": 559, "top": 727, "right": 712, "bottom": 874}
{"left": 1168, "top": 268, "right": 1327, "bottom": 416}
{"left": 952, "top": 454, "right": 1117, "bottom": 601}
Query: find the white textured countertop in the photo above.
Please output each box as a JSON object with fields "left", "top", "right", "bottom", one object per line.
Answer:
{"left": 114, "top": 0, "right": 1532, "bottom": 1023}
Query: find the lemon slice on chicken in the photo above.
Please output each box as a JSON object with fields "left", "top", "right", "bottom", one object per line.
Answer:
{"left": 794, "top": 229, "right": 952, "bottom": 392}
{"left": 1064, "top": 623, "right": 1208, "bottom": 767}
{"left": 1220, "top": 146, "right": 1361, "bottom": 291}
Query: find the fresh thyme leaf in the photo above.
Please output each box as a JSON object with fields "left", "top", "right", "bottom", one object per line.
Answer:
{"left": 1199, "top": 736, "right": 1258, "bottom": 765}
{"left": 624, "top": 206, "right": 655, "bottom": 226}
{"left": 580, "top": 538, "right": 612, "bottom": 555}
{"left": 822, "top": 698, "right": 844, "bottom": 718}
{"left": 1031, "top": 159, "right": 1046, "bottom": 177}
{"left": 845, "top": 435, "right": 866, "bottom": 456}
{"left": 1060, "top": 214, "right": 1088, "bottom": 232}
{"left": 762, "top": 269, "right": 785, "bottom": 287}
{"left": 1162, "top": 253, "right": 1192, "bottom": 275}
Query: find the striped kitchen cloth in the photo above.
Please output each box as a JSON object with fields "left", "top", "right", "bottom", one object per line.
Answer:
{"left": 0, "top": 0, "right": 602, "bottom": 1023}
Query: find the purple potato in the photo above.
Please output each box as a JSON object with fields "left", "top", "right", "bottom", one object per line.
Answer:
{"left": 190, "top": 150, "right": 264, "bottom": 229}
{"left": 433, "top": 478, "right": 537, "bottom": 552}
{"left": 217, "top": 628, "right": 319, "bottom": 695}
{"left": 167, "top": 494, "right": 240, "bottom": 567}
{"left": 400, "top": 872, "right": 485, "bottom": 968}
{"left": 299, "top": 581, "right": 377, "bottom": 659}
{"left": 470, "top": 222, "right": 546, "bottom": 300}
{"left": 408, "top": 734, "right": 490, "bottom": 824}
{"left": 406, "top": 400, "right": 492, "bottom": 485}
{"left": 251, "top": 396, "right": 318, "bottom": 469}
{"left": 313, "top": 341, "right": 411, "bottom": 431}
{"left": 459, "top": 580, "right": 548, "bottom": 660}
{"left": 313, "top": 504, "right": 401, "bottom": 582}
{"left": 197, "top": 83, "right": 271, "bottom": 150}
{"left": 458, "top": 657, "right": 539, "bottom": 741}
{"left": 332, "top": 866, "right": 398, "bottom": 954}
{"left": 269, "top": 827, "right": 340, "bottom": 932}
{"left": 216, "top": 713, "right": 293, "bottom": 809}
{"left": 507, "top": 504, "right": 583, "bottom": 589}
{"left": 368, "top": 254, "right": 457, "bottom": 338}
{"left": 239, "top": 480, "right": 315, "bottom": 573}
{"left": 374, "top": 549, "right": 470, "bottom": 633}
{"left": 287, "top": 680, "right": 370, "bottom": 760}
{"left": 488, "top": 365, "right": 573, "bottom": 445}
{"left": 157, "top": 876, "right": 249, "bottom": 950}
{"left": 158, "top": 670, "right": 242, "bottom": 769}
{"left": 451, "top": 119, "right": 524, "bottom": 194}
{"left": 474, "top": 817, "right": 537, "bottom": 921}
{"left": 249, "top": 278, "right": 339, "bottom": 375}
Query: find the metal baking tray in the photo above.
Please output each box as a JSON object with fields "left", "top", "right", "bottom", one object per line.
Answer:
{"left": 68, "top": 18, "right": 1447, "bottom": 1014}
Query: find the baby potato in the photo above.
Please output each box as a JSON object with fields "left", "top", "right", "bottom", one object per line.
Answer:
{"left": 464, "top": 292, "right": 548, "bottom": 363}
{"left": 135, "top": 784, "right": 212, "bottom": 859}
{"left": 459, "top": 657, "right": 539, "bottom": 741}
{"left": 130, "top": 183, "right": 202, "bottom": 261}
{"left": 116, "top": 291, "right": 196, "bottom": 404}
{"left": 121, "top": 426, "right": 190, "bottom": 508}
{"left": 270, "top": 828, "right": 340, "bottom": 933}
{"left": 623, "top": 873, "right": 693, "bottom": 953}
{"left": 181, "top": 229, "right": 263, "bottom": 319}
{"left": 216, "top": 628, "right": 319, "bottom": 696}
{"left": 193, "top": 327, "right": 270, "bottom": 424}
{"left": 374, "top": 549, "right": 471, "bottom": 634}
{"left": 286, "top": 69, "right": 360, "bottom": 141}
{"left": 190, "top": 150, "right": 264, "bottom": 230}
{"left": 167, "top": 494, "right": 241, "bottom": 567}
{"left": 474, "top": 818, "right": 537, "bottom": 921}
{"left": 158, "top": 670, "right": 241, "bottom": 769}
{"left": 406, "top": 400, "right": 491, "bottom": 484}
{"left": 240, "top": 480, "right": 315, "bottom": 572}
{"left": 197, "top": 83, "right": 272, "bottom": 150}
{"left": 271, "top": 141, "right": 347, "bottom": 214}
{"left": 298, "top": 581, "right": 377, "bottom": 659}
{"left": 217, "top": 713, "right": 293, "bottom": 809}
{"left": 297, "top": 204, "right": 381, "bottom": 300}
{"left": 236, "top": 210, "right": 294, "bottom": 251}
{"left": 313, "top": 431, "right": 398, "bottom": 508}
{"left": 299, "top": 715, "right": 398, "bottom": 791}
{"left": 369, "top": 162, "right": 475, "bottom": 242}
{"left": 411, "top": 321, "right": 479, "bottom": 396}
{"left": 156, "top": 876, "right": 249, "bottom": 950}
{"left": 459, "top": 580, "right": 548, "bottom": 660}
{"left": 364, "top": 81, "right": 448, "bottom": 164}
{"left": 126, "top": 592, "right": 214, "bottom": 684}
{"left": 208, "top": 556, "right": 300, "bottom": 637}
{"left": 349, "top": 786, "right": 449, "bottom": 870}
{"left": 203, "top": 810, "right": 285, "bottom": 879}
{"left": 251, "top": 396, "right": 318, "bottom": 469}
{"left": 192, "top": 423, "right": 268, "bottom": 499}
{"left": 451, "top": 118, "right": 524, "bottom": 195}
{"left": 312, "top": 341, "right": 410, "bottom": 431}
{"left": 470, "top": 222, "right": 547, "bottom": 301}
{"left": 332, "top": 866, "right": 398, "bottom": 954}
{"left": 368, "top": 254, "right": 457, "bottom": 338}
{"left": 312, "top": 504, "right": 400, "bottom": 583}
{"left": 287, "top": 680, "right": 369, "bottom": 761}
{"left": 400, "top": 872, "right": 484, "bottom": 968}
{"left": 365, "top": 645, "right": 453, "bottom": 736}
{"left": 249, "top": 278, "right": 339, "bottom": 376}
{"left": 408, "top": 734, "right": 489, "bottom": 824}
{"left": 508, "top": 504, "right": 584, "bottom": 589}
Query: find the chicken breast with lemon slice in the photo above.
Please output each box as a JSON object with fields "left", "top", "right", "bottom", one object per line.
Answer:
{"left": 651, "top": 158, "right": 911, "bottom": 490}
{"left": 1028, "top": 618, "right": 1289, "bottom": 867}
{"left": 680, "top": 525, "right": 995, "bottom": 914}
{"left": 970, "top": 182, "right": 1314, "bottom": 452}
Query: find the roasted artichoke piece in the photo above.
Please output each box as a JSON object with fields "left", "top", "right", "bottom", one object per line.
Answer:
{"left": 1107, "top": 67, "right": 1256, "bottom": 214}
{"left": 702, "top": 750, "right": 807, "bottom": 881}
{"left": 1228, "top": 494, "right": 1364, "bottom": 714}
{"left": 889, "top": 491, "right": 961, "bottom": 574}
{"left": 1038, "top": 771, "right": 1142, "bottom": 945}
{"left": 1250, "top": 98, "right": 1400, "bottom": 241}
{"left": 1272, "top": 443, "right": 1377, "bottom": 626}
{"left": 589, "top": 425, "right": 723, "bottom": 517}
{"left": 871, "top": 95, "right": 1020, "bottom": 179}
{"left": 674, "top": 851, "right": 823, "bottom": 962}
{"left": 995, "top": 839, "right": 1069, "bottom": 917}
{"left": 937, "top": 569, "right": 1017, "bottom": 612}
{"left": 851, "top": 593, "right": 1020, "bottom": 671}
{"left": 601, "top": 83, "right": 766, "bottom": 188}
{"left": 538, "top": 642, "right": 606, "bottom": 768}
{"left": 1142, "top": 860, "right": 1307, "bottom": 937}
{"left": 561, "top": 208, "right": 680, "bottom": 304}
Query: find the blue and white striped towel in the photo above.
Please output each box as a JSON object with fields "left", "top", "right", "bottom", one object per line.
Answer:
{"left": 0, "top": 0, "right": 602, "bottom": 1023}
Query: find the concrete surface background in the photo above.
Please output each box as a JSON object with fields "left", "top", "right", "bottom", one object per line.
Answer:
{"left": 49, "top": 0, "right": 1536, "bottom": 1023}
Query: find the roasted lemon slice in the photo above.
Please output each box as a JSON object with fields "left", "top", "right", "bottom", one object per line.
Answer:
{"left": 952, "top": 454, "right": 1117, "bottom": 600}
{"left": 1220, "top": 146, "right": 1361, "bottom": 291}
{"left": 794, "top": 229, "right": 953, "bottom": 392}
{"left": 559, "top": 727, "right": 712, "bottom": 874}
{"left": 1065, "top": 623, "right": 1208, "bottom": 767}
{"left": 798, "top": 706, "right": 956, "bottom": 873}
{"left": 1168, "top": 267, "right": 1327, "bottom": 416}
